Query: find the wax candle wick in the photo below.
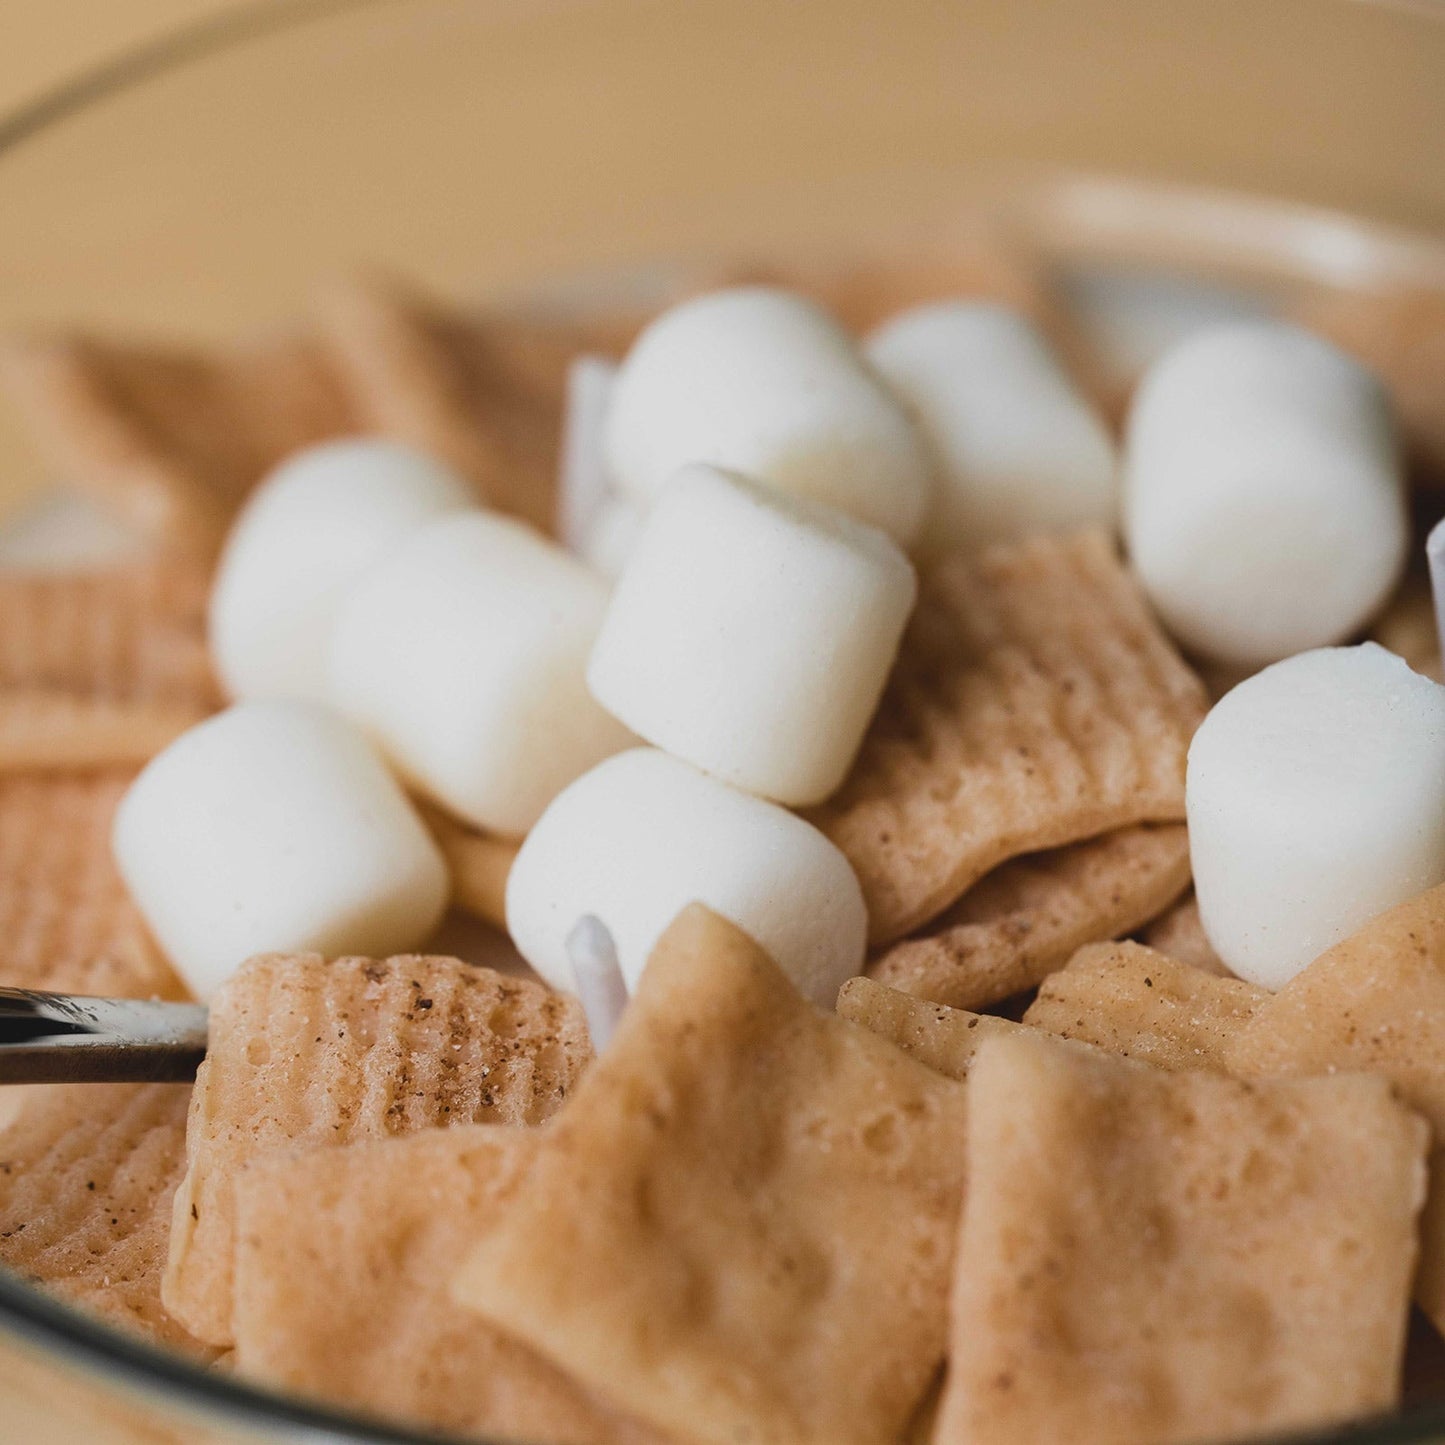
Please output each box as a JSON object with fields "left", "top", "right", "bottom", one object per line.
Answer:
{"left": 566, "top": 914, "right": 628, "bottom": 1051}
{"left": 1428, "top": 519, "right": 1445, "bottom": 662}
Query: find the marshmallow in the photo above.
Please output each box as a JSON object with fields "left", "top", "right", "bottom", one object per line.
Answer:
{"left": 113, "top": 700, "right": 448, "bottom": 999}
{"left": 1187, "top": 644, "right": 1445, "bottom": 990}
{"left": 866, "top": 302, "right": 1117, "bottom": 552}
{"left": 557, "top": 355, "right": 620, "bottom": 553}
{"left": 506, "top": 748, "right": 866, "bottom": 1007}
{"left": 587, "top": 465, "right": 916, "bottom": 806}
{"left": 328, "top": 510, "right": 634, "bottom": 837}
{"left": 576, "top": 494, "right": 646, "bottom": 581}
{"left": 1124, "top": 322, "right": 1407, "bottom": 667}
{"left": 603, "top": 287, "right": 932, "bottom": 546}
{"left": 209, "top": 439, "right": 473, "bottom": 702}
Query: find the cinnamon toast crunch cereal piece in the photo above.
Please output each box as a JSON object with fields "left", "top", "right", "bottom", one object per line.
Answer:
{"left": 836, "top": 976, "right": 1025, "bottom": 1080}
{"left": 0, "top": 693, "right": 205, "bottom": 772}
{"left": 870, "top": 823, "right": 1190, "bottom": 1009}
{"left": 0, "top": 332, "right": 352, "bottom": 555}
{"left": 0, "top": 1082, "right": 210, "bottom": 1357}
{"left": 1227, "top": 881, "right": 1445, "bottom": 1336}
{"left": 164, "top": 952, "right": 590, "bottom": 1346}
{"left": 935, "top": 1030, "right": 1426, "bottom": 1445}
{"left": 1295, "top": 287, "right": 1445, "bottom": 484}
{"left": 422, "top": 806, "right": 516, "bottom": 931}
{"left": 1140, "top": 892, "right": 1232, "bottom": 976}
{"left": 454, "top": 905, "right": 969, "bottom": 1445}
{"left": 810, "top": 531, "right": 1206, "bottom": 942}
{"left": 1024, "top": 940, "right": 1265, "bottom": 1072}
{"left": 233, "top": 1126, "right": 667, "bottom": 1445}
{"left": 0, "top": 560, "right": 217, "bottom": 770}
{"left": 319, "top": 274, "right": 627, "bottom": 534}
{"left": 0, "top": 771, "right": 184, "bottom": 999}
{"left": 0, "top": 561, "right": 216, "bottom": 706}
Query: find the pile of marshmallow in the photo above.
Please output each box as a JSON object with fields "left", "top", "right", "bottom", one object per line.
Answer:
{"left": 113, "top": 280, "right": 1440, "bottom": 1009}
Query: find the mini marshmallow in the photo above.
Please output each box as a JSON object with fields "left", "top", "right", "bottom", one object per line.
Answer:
{"left": 328, "top": 510, "right": 634, "bottom": 837}
{"left": 603, "top": 287, "right": 932, "bottom": 546}
{"left": 113, "top": 700, "right": 448, "bottom": 999}
{"left": 1187, "top": 643, "right": 1445, "bottom": 990}
{"left": 557, "top": 355, "right": 619, "bottom": 553}
{"left": 506, "top": 748, "right": 867, "bottom": 1007}
{"left": 866, "top": 302, "right": 1117, "bottom": 552}
{"left": 587, "top": 464, "right": 916, "bottom": 806}
{"left": 1124, "top": 322, "right": 1407, "bottom": 667}
{"left": 576, "top": 493, "right": 646, "bottom": 580}
{"left": 209, "top": 439, "right": 473, "bottom": 702}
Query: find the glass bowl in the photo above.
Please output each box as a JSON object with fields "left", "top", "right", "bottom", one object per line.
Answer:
{"left": 0, "top": 1, "right": 1443, "bottom": 1440}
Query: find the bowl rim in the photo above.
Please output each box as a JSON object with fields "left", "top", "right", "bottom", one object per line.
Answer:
{"left": 1, "top": 3, "right": 1445, "bottom": 1442}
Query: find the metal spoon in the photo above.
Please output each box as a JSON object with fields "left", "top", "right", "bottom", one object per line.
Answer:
{"left": 0, "top": 988, "right": 207, "bottom": 1084}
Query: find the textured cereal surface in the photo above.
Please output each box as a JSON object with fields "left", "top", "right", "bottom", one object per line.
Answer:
{"left": 870, "top": 822, "right": 1190, "bottom": 1009}
{"left": 836, "top": 976, "right": 1027, "bottom": 1081}
{"left": 232, "top": 1126, "right": 670, "bottom": 1444}
{"left": 1140, "top": 892, "right": 1232, "bottom": 976}
{"left": 1228, "top": 883, "right": 1445, "bottom": 1337}
{"left": 164, "top": 952, "right": 591, "bottom": 1346}
{"left": 935, "top": 1030, "right": 1426, "bottom": 1445}
{"left": 1024, "top": 940, "right": 1266, "bottom": 1073}
{"left": 810, "top": 531, "right": 1206, "bottom": 943}
{"left": 318, "top": 273, "right": 638, "bottom": 535}
{"left": 0, "top": 770, "right": 184, "bottom": 999}
{"left": 0, "top": 1082, "right": 210, "bottom": 1357}
{"left": 454, "top": 905, "right": 969, "bottom": 1445}
{"left": 0, "top": 333, "right": 353, "bottom": 555}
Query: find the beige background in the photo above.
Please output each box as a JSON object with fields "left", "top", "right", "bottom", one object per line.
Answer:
{"left": 0, "top": 1, "right": 245, "bottom": 116}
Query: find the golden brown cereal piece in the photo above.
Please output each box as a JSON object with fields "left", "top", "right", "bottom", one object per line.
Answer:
{"left": 318, "top": 273, "right": 638, "bottom": 535}
{"left": 0, "top": 1082, "right": 212, "bottom": 1357}
{"left": 0, "top": 559, "right": 218, "bottom": 770}
{"left": 0, "top": 560, "right": 217, "bottom": 707}
{"left": 0, "top": 771, "right": 184, "bottom": 1000}
{"left": 454, "top": 905, "right": 970, "bottom": 1445}
{"left": 935, "top": 1030, "right": 1427, "bottom": 1445}
{"left": 869, "top": 823, "right": 1190, "bottom": 1009}
{"left": 0, "top": 332, "right": 353, "bottom": 556}
{"left": 836, "top": 975, "right": 1026, "bottom": 1081}
{"left": 1140, "top": 891, "right": 1233, "bottom": 976}
{"left": 1295, "top": 286, "right": 1445, "bottom": 484}
{"left": 232, "top": 1126, "right": 669, "bottom": 1445}
{"left": 421, "top": 806, "right": 516, "bottom": 931}
{"left": 1371, "top": 568, "right": 1443, "bottom": 683}
{"left": 1227, "top": 881, "right": 1445, "bottom": 1337}
{"left": 1024, "top": 940, "right": 1266, "bottom": 1073}
{"left": 164, "top": 952, "right": 591, "bottom": 1346}
{"left": 0, "top": 693, "right": 205, "bottom": 772}
{"left": 810, "top": 531, "right": 1207, "bottom": 943}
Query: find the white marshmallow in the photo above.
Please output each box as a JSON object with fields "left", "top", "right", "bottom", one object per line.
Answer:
{"left": 506, "top": 748, "right": 866, "bottom": 1007}
{"left": 209, "top": 439, "right": 473, "bottom": 702}
{"left": 112, "top": 700, "right": 448, "bottom": 1000}
{"left": 557, "top": 355, "right": 620, "bottom": 553}
{"left": 328, "top": 510, "right": 634, "bottom": 837}
{"left": 576, "top": 493, "right": 646, "bottom": 580}
{"left": 1187, "top": 644, "right": 1445, "bottom": 990}
{"left": 587, "top": 465, "right": 916, "bottom": 806}
{"left": 866, "top": 302, "right": 1118, "bottom": 552}
{"left": 603, "top": 286, "right": 932, "bottom": 546}
{"left": 1124, "top": 322, "right": 1407, "bottom": 667}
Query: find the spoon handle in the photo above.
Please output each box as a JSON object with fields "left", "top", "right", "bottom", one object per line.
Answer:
{"left": 0, "top": 987, "right": 207, "bottom": 1084}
